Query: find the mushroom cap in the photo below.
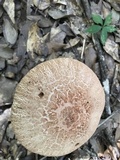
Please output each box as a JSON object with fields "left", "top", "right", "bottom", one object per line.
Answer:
{"left": 11, "top": 58, "right": 105, "bottom": 157}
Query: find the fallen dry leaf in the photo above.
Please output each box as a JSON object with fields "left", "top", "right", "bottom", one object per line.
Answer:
{"left": 27, "top": 23, "right": 42, "bottom": 58}
{"left": 103, "top": 39, "right": 120, "bottom": 63}
{"left": 32, "top": 0, "right": 50, "bottom": 10}
{"left": 3, "top": 18, "right": 18, "bottom": 45}
{"left": 50, "top": 26, "right": 66, "bottom": 43}
{"left": 3, "top": 0, "right": 15, "bottom": 24}
{"left": 48, "top": 8, "right": 71, "bottom": 19}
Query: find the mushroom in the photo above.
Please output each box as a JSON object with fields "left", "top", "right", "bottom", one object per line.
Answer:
{"left": 11, "top": 58, "right": 105, "bottom": 157}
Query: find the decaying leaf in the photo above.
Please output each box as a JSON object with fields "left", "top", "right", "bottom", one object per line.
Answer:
{"left": 27, "top": 23, "right": 43, "bottom": 58}
{"left": 47, "top": 26, "right": 66, "bottom": 53}
{"left": 32, "top": 0, "right": 50, "bottom": 10}
{"left": 112, "top": 9, "right": 120, "bottom": 24}
{"left": 59, "top": 22, "right": 75, "bottom": 36}
{"left": 103, "top": 39, "right": 120, "bottom": 62}
{"left": 105, "top": 54, "right": 115, "bottom": 82}
{"left": 47, "top": 41, "right": 66, "bottom": 54}
{"left": 91, "top": 1, "right": 103, "bottom": 14}
{"left": 37, "top": 15, "right": 53, "bottom": 28}
{"left": 115, "top": 124, "right": 120, "bottom": 141}
{"left": 70, "top": 16, "right": 86, "bottom": 36}
{"left": 106, "top": 146, "right": 120, "bottom": 160}
{"left": 84, "top": 44, "right": 97, "bottom": 70}
{"left": 48, "top": 8, "right": 71, "bottom": 19}
{"left": 3, "top": 0, "right": 15, "bottom": 24}
{"left": 48, "top": 0, "right": 82, "bottom": 20}
{"left": 3, "top": 18, "right": 18, "bottom": 45}
{"left": 0, "top": 76, "right": 17, "bottom": 105}
{"left": 106, "top": 0, "right": 120, "bottom": 12}
{"left": 50, "top": 26, "right": 66, "bottom": 43}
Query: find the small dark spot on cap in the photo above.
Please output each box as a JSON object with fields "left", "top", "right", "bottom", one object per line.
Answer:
{"left": 39, "top": 92, "right": 44, "bottom": 98}
{"left": 75, "top": 143, "right": 79, "bottom": 146}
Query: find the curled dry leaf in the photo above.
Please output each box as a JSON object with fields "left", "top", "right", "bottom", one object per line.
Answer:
{"left": 103, "top": 39, "right": 120, "bottom": 63}
{"left": 3, "top": 0, "right": 15, "bottom": 24}
{"left": 3, "top": 18, "right": 18, "bottom": 45}
{"left": 27, "top": 23, "right": 53, "bottom": 57}
{"left": 27, "top": 23, "right": 43, "bottom": 58}
{"left": 32, "top": 0, "right": 50, "bottom": 10}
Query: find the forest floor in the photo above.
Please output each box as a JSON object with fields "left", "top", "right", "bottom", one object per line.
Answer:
{"left": 0, "top": 0, "right": 120, "bottom": 160}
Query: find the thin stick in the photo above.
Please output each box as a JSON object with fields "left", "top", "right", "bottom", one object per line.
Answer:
{"left": 81, "top": 39, "right": 86, "bottom": 59}
{"left": 93, "top": 34, "right": 111, "bottom": 116}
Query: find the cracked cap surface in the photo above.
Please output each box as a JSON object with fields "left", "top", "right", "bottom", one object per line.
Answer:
{"left": 11, "top": 58, "right": 105, "bottom": 157}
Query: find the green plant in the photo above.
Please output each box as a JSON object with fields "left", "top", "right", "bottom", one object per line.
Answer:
{"left": 86, "top": 13, "right": 116, "bottom": 45}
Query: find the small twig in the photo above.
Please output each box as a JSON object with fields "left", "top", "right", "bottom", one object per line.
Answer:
{"left": 80, "top": 0, "right": 91, "bottom": 19}
{"left": 98, "top": 109, "right": 120, "bottom": 128}
{"left": 81, "top": 39, "right": 86, "bottom": 59}
{"left": 39, "top": 156, "right": 47, "bottom": 160}
{"left": 15, "top": 151, "right": 23, "bottom": 160}
{"left": 111, "top": 64, "right": 119, "bottom": 107}
{"left": 93, "top": 34, "right": 111, "bottom": 116}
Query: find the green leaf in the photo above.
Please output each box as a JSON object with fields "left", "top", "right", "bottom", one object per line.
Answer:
{"left": 100, "top": 27, "right": 108, "bottom": 45}
{"left": 86, "top": 25, "right": 102, "bottom": 34}
{"left": 103, "top": 26, "right": 116, "bottom": 33}
{"left": 92, "top": 14, "right": 103, "bottom": 25}
{"left": 104, "top": 13, "right": 112, "bottom": 26}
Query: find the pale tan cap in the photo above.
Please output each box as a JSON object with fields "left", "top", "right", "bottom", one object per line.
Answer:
{"left": 11, "top": 58, "right": 105, "bottom": 157}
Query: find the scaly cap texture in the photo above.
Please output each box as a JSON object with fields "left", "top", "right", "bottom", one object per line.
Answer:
{"left": 11, "top": 58, "right": 105, "bottom": 156}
